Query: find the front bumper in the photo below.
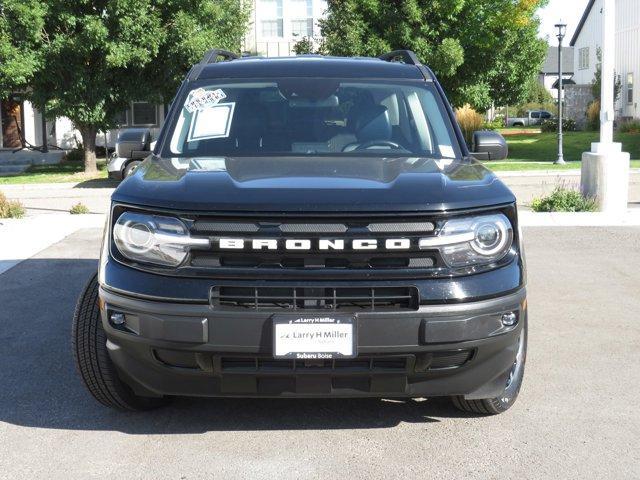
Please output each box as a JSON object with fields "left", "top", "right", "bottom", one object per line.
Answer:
{"left": 107, "top": 156, "right": 127, "bottom": 180}
{"left": 99, "top": 286, "right": 526, "bottom": 399}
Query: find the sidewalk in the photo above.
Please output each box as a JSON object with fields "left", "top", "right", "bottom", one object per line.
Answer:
{"left": 0, "top": 214, "right": 105, "bottom": 274}
{"left": 0, "top": 181, "right": 115, "bottom": 215}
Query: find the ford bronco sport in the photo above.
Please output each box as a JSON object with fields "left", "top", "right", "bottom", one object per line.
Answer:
{"left": 72, "top": 49, "right": 526, "bottom": 415}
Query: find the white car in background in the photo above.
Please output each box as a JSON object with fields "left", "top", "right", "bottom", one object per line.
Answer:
{"left": 107, "top": 129, "right": 155, "bottom": 180}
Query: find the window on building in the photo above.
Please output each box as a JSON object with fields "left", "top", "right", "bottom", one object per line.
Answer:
{"left": 578, "top": 47, "right": 590, "bottom": 70}
{"left": 290, "top": 0, "right": 312, "bottom": 17}
{"left": 291, "top": 19, "right": 313, "bottom": 37}
{"left": 131, "top": 102, "right": 158, "bottom": 126}
{"left": 260, "top": 0, "right": 283, "bottom": 37}
{"left": 627, "top": 73, "right": 634, "bottom": 104}
{"left": 290, "top": 0, "right": 313, "bottom": 37}
{"left": 114, "top": 102, "right": 159, "bottom": 127}
{"left": 261, "top": 19, "right": 283, "bottom": 37}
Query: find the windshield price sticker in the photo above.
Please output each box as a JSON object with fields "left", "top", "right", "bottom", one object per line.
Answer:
{"left": 185, "top": 88, "right": 227, "bottom": 113}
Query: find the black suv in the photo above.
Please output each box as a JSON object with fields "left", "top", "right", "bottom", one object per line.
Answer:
{"left": 73, "top": 50, "right": 526, "bottom": 415}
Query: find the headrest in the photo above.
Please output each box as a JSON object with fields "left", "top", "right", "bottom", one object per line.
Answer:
{"left": 351, "top": 104, "right": 392, "bottom": 142}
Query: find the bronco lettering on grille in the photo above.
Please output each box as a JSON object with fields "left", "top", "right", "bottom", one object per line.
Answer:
{"left": 216, "top": 238, "right": 412, "bottom": 251}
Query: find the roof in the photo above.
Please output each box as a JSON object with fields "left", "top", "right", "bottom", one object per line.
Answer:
{"left": 540, "top": 46, "right": 574, "bottom": 74}
{"left": 552, "top": 78, "right": 577, "bottom": 89}
{"left": 570, "top": 0, "right": 597, "bottom": 46}
{"left": 196, "top": 56, "right": 426, "bottom": 81}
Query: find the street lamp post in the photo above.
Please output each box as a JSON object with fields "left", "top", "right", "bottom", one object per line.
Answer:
{"left": 555, "top": 22, "right": 567, "bottom": 165}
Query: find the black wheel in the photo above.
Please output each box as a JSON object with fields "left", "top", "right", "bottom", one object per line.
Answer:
{"left": 451, "top": 321, "right": 527, "bottom": 415}
{"left": 123, "top": 160, "right": 141, "bottom": 178}
{"left": 71, "top": 273, "right": 167, "bottom": 411}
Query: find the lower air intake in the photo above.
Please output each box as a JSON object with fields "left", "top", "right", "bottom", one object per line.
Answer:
{"left": 210, "top": 285, "right": 420, "bottom": 311}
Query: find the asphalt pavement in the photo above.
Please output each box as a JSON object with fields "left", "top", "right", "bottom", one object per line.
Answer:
{"left": 0, "top": 226, "right": 639, "bottom": 479}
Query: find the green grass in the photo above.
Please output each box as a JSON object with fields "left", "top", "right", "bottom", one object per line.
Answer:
{"left": 506, "top": 131, "right": 640, "bottom": 162}
{"left": 483, "top": 131, "right": 640, "bottom": 172}
{"left": 0, "top": 161, "right": 109, "bottom": 185}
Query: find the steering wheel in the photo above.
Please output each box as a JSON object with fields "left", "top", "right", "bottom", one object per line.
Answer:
{"left": 354, "top": 140, "right": 403, "bottom": 151}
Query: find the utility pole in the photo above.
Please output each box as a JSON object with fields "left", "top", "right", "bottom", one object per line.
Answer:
{"left": 581, "top": 0, "right": 630, "bottom": 213}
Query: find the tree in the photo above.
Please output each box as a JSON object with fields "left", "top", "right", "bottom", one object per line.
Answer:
{"left": 4, "top": 0, "right": 249, "bottom": 173}
{"left": 591, "top": 47, "right": 622, "bottom": 103}
{"left": 0, "top": 1, "right": 45, "bottom": 97}
{"left": 319, "top": 0, "right": 548, "bottom": 110}
{"left": 524, "top": 77, "right": 554, "bottom": 104}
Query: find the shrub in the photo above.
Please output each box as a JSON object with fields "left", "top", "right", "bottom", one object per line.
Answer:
{"left": 586, "top": 100, "right": 600, "bottom": 131}
{"left": 481, "top": 118, "right": 504, "bottom": 131}
{"left": 69, "top": 202, "right": 90, "bottom": 215}
{"left": 455, "top": 104, "right": 484, "bottom": 147}
{"left": 65, "top": 148, "right": 85, "bottom": 163}
{"left": 65, "top": 146, "right": 111, "bottom": 163}
{"left": 0, "top": 192, "right": 26, "bottom": 219}
{"left": 618, "top": 120, "right": 640, "bottom": 134}
{"left": 531, "top": 187, "right": 597, "bottom": 212}
{"left": 540, "top": 118, "right": 576, "bottom": 133}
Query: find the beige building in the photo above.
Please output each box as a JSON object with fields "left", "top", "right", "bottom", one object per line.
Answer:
{"left": 243, "top": 0, "right": 327, "bottom": 57}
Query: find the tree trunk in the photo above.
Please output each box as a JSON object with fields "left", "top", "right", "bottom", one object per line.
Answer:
{"left": 78, "top": 125, "right": 98, "bottom": 174}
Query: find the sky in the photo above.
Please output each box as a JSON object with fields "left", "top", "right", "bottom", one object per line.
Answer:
{"left": 537, "top": 0, "right": 591, "bottom": 44}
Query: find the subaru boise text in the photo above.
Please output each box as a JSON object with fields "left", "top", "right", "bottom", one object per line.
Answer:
{"left": 72, "top": 50, "right": 526, "bottom": 415}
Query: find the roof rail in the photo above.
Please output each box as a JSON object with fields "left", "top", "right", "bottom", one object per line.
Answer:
{"left": 201, "top": 49, "right": 240, "bottom": 64}
{"left": 188, "top": 49, "right": 240, "bottom": 81}
{"left": 379, "top": 50, "right": 422, "bottom": 66}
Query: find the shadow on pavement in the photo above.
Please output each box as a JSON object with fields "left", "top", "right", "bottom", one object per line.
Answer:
{"left": 73, "top": 178, "right": 119, "bottom": 189}
{"left": 0, "top": 256, "right": 474, "bottom": 436}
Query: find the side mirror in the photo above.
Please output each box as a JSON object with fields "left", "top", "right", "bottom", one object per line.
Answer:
{"left": 116, "top": 128, "right": 152, "bottom": 159}
{"left": 471, "top": 130, "right": 508, "bottom": 161}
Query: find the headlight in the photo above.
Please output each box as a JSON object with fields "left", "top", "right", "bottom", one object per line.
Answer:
{"left": 113, "top": 212, "right": 209, "bottom": 267}
{"left": 419, "top": 214, "right": 513, "bottom": 267}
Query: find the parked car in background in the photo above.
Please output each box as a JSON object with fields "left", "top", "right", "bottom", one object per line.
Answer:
{"left": 506, "top": 110, "right": 554, "bottom": 127}
{"left": 107, "top": 129, "right": 155, "bottom": 180}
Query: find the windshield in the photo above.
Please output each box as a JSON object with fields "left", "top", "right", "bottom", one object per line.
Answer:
{"left": 163, "top": 78, "right": 461, "bottom": 159}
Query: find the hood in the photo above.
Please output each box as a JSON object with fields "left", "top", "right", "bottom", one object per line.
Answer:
{"left": 112, "top": 156, "right": 515, "bottom": 213}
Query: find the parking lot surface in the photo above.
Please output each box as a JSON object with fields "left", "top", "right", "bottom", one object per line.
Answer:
{"left": 0, "top": 227, "right": 638, "bottom": 479}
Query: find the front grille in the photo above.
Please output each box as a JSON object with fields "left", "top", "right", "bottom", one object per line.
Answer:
{"left": 188, "top": 215, "right": 440, "bottom": 272}
{"left": 210, "top": 285, "right": 419, "bottom": 311}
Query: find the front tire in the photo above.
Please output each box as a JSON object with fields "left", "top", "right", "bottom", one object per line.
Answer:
{"left": 123, "top": 160, "right": 141, "bottom": 178}
{"left": 71, "top": 273, "right": 167, "bottom": 411}
{"left": 451, "top": 322, "right": 527, "bottom": 415}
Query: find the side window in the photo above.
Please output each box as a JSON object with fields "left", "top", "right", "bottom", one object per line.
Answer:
{"left": 541, "top": 112, "right": 552, "bottom": 119}
{"left": 531, "top": 112, "right": 540, "bottom": 119}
